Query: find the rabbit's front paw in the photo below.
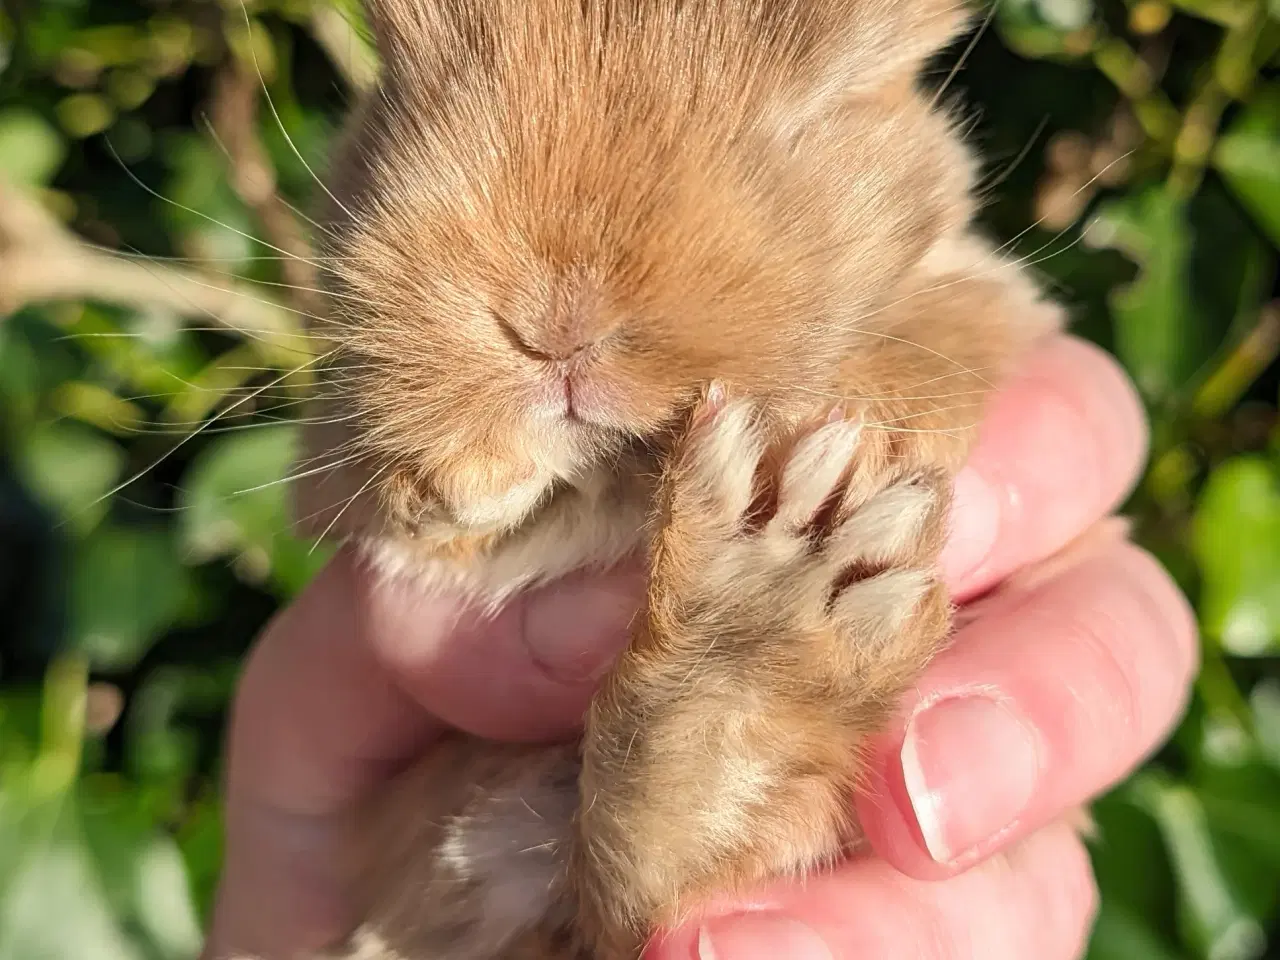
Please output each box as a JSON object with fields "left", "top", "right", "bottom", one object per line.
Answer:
{"left": 572, "top": 394, "right": 954, "bottom": 958}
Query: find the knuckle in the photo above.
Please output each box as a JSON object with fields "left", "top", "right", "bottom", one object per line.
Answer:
{"left": 1052, "top": 595, "right": 1146, "bottom": 770}
{"left": 1046, "top": 542, "right": 1196, "bottom": 776}
{"left": 1115, "top": 541, "right": 1200, "bottom": 690}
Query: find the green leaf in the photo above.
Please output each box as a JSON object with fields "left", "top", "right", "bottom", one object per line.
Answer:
{"left": 177, "top": 424, "right": 327, "bottom": 590}
{"left": 124, "top": 667, "right": 205, "bottom": 787}
{"left": 0, "top": 661, "right": 194, "bottom": 960}
{"left": 177, "top": 425, "right": 296, "bottom": 561}
{"left": 0, "top": 782, "right": 200, "bottom": 960}
{"left": 1130, "top": 775, "right": 1270, "bottom": 960}
{"left": 129, "top": 832, "right": 203, "bottom": 958}
{"left": 1251, "top": 680, "right": 1280, "bottom": 770}
{"left": 0, "top": 689, "right": 41, "bottom": 770}
{"left": 1198, "top": 786, "right": 1280, "bottom": 873}
{"left": 1033, "top": 0, "right": 1094, "bottom": 30}
{"left": 174, "top": 792, "right": 223, "bottom": 926}
{"left": 1192, "top": 743, "right": 1280, "bottom": 872}
{"left": 54, "top": 93, "right": 115, "bottom": 139}
{"left": 1192, "top": 456, "right": 1280, "bottom": 656}
{"left": 0, "top": 317, "right": 42, "bottom": 428}
{"left": 0, "top": 798, "right": 144, "bottom": 960}
{"left": 995, "top": 0, "right": 1096, "bottom": 59}
{"left": 1087, "top": 187, "right": 1203, "bottom": 403}
{"left": 0, "top": 109, "right": 66, "bottom": 187}
{"left": 1168, "top": 0, "right": 1261, "bottom": 26}
{"left": 1214, "top": 84, "right": 1280, "bottom": 247}
{"left": 1090, "top": 790, "right": 1178, "bottom": 925}
{"left": 268, "top": 534, "right": 334, "bottom": 597}
{"left": 13, "top": 422, "right": 125, "bottom": 536}
{"left": 67, "top": 527, "right": 190, "bottom": 670}
{"left": 1088, "top": 901, "right": 1187, "bottom": 960}
{"left": 48, "top": 381, "right": 144, "bottom": 436}
{"left": 57, "top": 303, "right": 209, "bottom": 399}
{"left": 159, "top": 132, "right": 257, "bottom": 269}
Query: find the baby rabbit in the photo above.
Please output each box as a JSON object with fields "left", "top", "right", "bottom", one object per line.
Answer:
{"left": 274, "top": 1, "right": 1064, "bottom": 957}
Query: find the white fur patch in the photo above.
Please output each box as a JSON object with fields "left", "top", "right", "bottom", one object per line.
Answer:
{"left": 832, "top": 569, "right": 930, "bottom": 641}
{"left": 833, "top": 480, "right": 934, "bottom": 563}
{"left": 363, "top": 461, "right": 650, "bottom": 611}
{"left": 770, "top": 419, "right": 863, "bottom": 529}
{"left": 432, "top": 780, "right": 577, "bottom": 957}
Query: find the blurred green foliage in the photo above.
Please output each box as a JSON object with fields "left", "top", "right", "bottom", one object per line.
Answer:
{"left": 0, "top": 0, "right": 1278, "bottom": 957}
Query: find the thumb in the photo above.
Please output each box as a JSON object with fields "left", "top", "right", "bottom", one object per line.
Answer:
{"left": 359, "top": 555, "right": 647, "bottom": 741}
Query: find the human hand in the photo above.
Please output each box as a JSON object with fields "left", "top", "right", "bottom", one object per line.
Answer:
{"left": 202, "top": 334, "right": 1196, "bottom": 960}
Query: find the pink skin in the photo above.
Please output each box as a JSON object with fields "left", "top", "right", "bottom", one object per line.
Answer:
{"left": 529, "top": 365, "right": 625, "bottom": 425}
{"left": 202, "top": 334, "right": 1198, "bottom": 960}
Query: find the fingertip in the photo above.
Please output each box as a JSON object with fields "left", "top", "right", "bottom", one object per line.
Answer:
{"left": 1040, "top": 335, "right": 1148, "bottom": 452}
{"left": 521, "top": 565, "right": 648, "bottom": 683}
{"left": 227, "top": 546, "right": 440, "bottom": 816}
{"left": 947, "top": 334, "right": 1150, "bottom": 598}
{"left": 358, "top": 560, "right": 643, "bottom": 741}
{"left": 855, "top": 741, "right": 955, "bottom": 881}
{"left": 1039, "top": 335, "right": 1149, "bottom": 499}
{"left": 1104, "top": 539, "right": 1201, "bottom": 724}
{"left": 1007, "top": 822, "right": 1100, "bottom": 959}
{"left": 860, "top": 537, "right": 1196, "bottom": 881}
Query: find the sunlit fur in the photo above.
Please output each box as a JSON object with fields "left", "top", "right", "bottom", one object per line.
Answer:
{"left": 307, "top": 0, "right": 995, "bottom": 536}
{"left": 279, "top": 2, "right": 1066, "bottom": 958}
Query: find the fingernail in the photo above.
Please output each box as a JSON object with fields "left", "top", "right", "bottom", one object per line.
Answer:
{"left": 699, "top": 913, "right": 832, "bottom": 960}
{"left": 521, "top": 572, "right": 643, "bottom": 682}
{"left": 939, "top": 466, "right": 1001, "bottom": 585}
{"left": 900, "top": 695, "right": 1042, "bottom": 863}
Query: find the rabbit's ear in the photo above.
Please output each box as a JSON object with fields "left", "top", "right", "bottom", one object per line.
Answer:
{"left": 834, "top": 0, "right": 974, "bottom": 87}
{"left": 361, "top": 0, "right": 496, "bottom": 89}
{"left": 773, "top": 0, "right": 973, "bottom": 131}
{"left": 808, "top": 0, "right": 967, "bottom": 93}
{"left": 752, "top": 0, "right": 972, "bottom": 142}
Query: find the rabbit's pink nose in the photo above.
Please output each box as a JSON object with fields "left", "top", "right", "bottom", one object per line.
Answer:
{"left": 529, "top": 336, "right": 603, "bottom": 365}
{"left": 502, "top": 316, "right": 617, "bottom": 365}
{"left": 499, "top": 272, "right": 620, "bottom": 363}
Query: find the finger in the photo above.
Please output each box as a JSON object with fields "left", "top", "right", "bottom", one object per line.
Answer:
{"left": 207, "top": 548, "right": 644, "bottom": 958}
{"left": 646, "top": 823, "right": 1097, "bottom": 960}
{"left": 940, "top": 334, "right": 1148, "bottom": 600}
{"left": 362, "top": 558, "right": 645, "bottom": 741}
{"left": 857, "top": 534, "right": 1198, "bottom": 880}
{"left": 208, "top": 547, "right": 444, "bottom": 957}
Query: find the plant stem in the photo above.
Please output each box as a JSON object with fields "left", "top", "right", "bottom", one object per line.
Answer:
{"left": 1167, "top": 0, "right": 1259, "bottom": 27}
{"left": 1168, "top": 2, "right": 1268, "bottom": 199}
{"left": 0, "top": 180, "right": 311, "bottom": 364}
{"left": 1093, "top": 34, "right": 1181, "bottom": 145}
{"left": 30, "top": 655, "right": 88, "bottom": 799}
{"left": 1193, "top": 302, "right": 1280, "bottom": 420}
